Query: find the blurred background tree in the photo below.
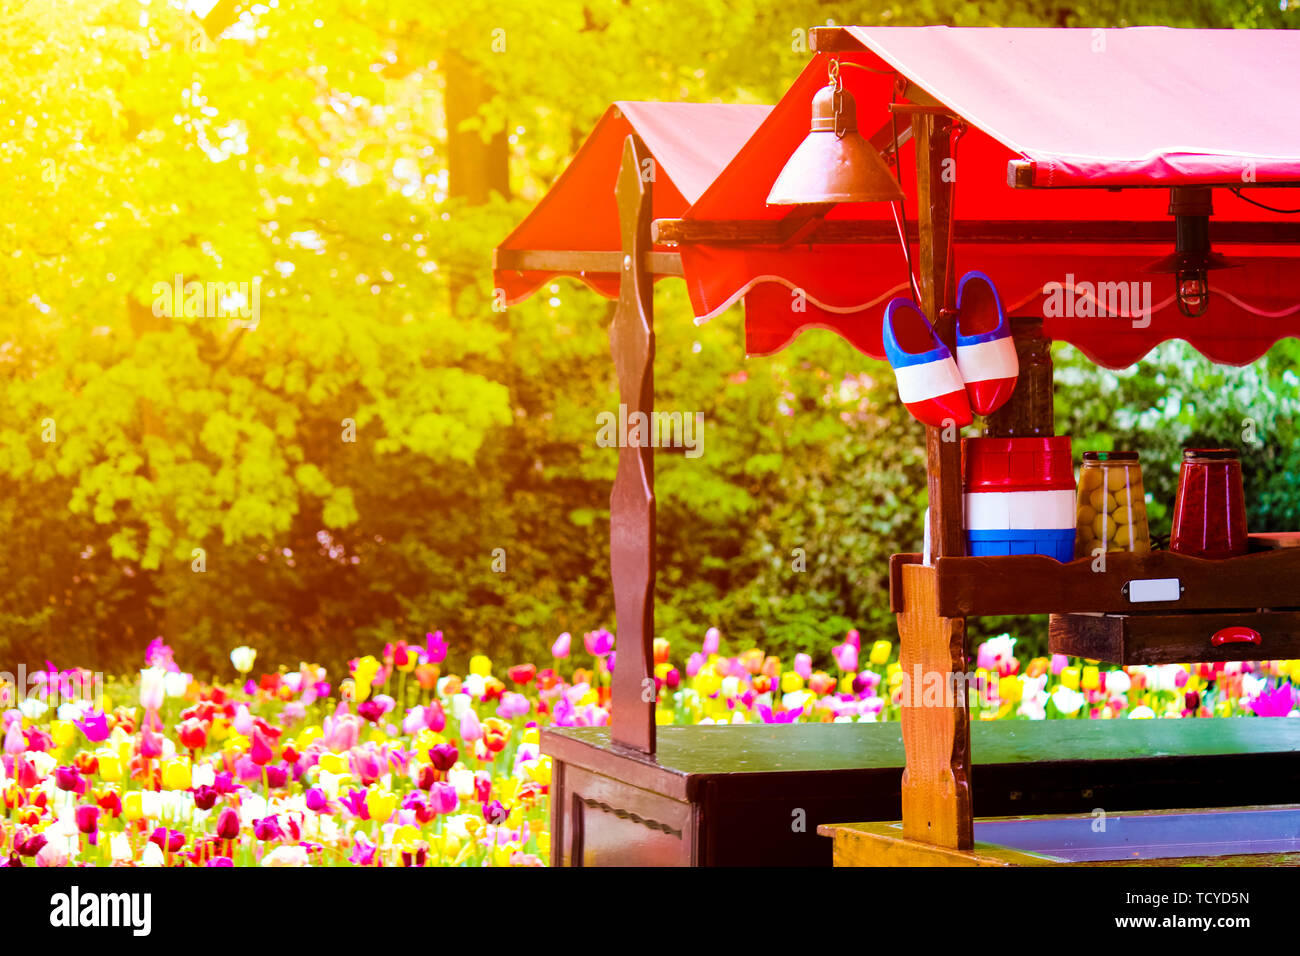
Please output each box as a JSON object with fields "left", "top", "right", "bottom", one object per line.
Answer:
{"left": 0, "top": 0, "right": 1295, "bottom": 677}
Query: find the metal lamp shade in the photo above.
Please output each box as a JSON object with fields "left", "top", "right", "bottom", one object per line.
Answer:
{"left": 767, "top": 85, "right": 904, "bottom": 205}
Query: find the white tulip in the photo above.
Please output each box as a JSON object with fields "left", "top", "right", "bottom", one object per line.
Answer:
{"left": 230, "top": 646, "right": 257, "bottom": 675}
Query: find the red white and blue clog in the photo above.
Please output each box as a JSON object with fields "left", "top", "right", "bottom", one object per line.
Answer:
{"left": 882, "top": 297, "right": 972, "bottom": 428}
{"left": 955, "top": 271, "right": 1019, "bottom": 416}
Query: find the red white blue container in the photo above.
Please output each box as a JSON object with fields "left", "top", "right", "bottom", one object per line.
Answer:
{"left": 962, "top": 436, "right": 1075, "bottom": 561}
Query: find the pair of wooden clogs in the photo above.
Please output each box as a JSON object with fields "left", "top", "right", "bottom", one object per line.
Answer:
{"left": 882, "top": 271, "right": 1018, "bottom": 428}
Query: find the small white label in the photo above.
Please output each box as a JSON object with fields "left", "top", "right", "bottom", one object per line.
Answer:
{"left": 1127, "top": 577, "right": 1181, "bottom": 603}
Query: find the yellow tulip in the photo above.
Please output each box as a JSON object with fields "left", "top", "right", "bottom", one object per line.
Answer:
{"left": 886, "top": 661, "right": 901, "bottom": 678}
{"left": 536, "top": 831, "right": 551, "bottom": 857}
{"left": 526, "top": 757, "right": 552, "bottom": 787}
{"left": 1081, "top": 666, "right": 1100, "bottom": 691}
{"left": 318, "top": 752, "right": 348, "bottom": 775}
{"left": 521, "top": 727, "right": 539, "bottom": 746}
{"left": 492, "top": 843, "right": 517, "bottom": 867}
{"left": 366, "top": 789, "right": 398, "bottom": 822}
{"left": 210, "top": 718, "right": 231, "bottom": 742}
{"left": 50, "top": 720, "right": 76, "bottom": 749}
{"left": 653, "top": 662, "right": 672, "bottom": 681}
{"left": 507, "top": 806, "right": 524, "bottom": 828}
{"left": 780, "top": 672, "right": 804, "bottom": 694}
{"left": 998, "top": 675, "right": 1023, "bottom": 703}
{"left": 97, "top": 750, "right": 122, "bottom": 782}
{"left": 297, "top": 726, "right": 322, "bottom": 747}
{"left": 393, "top": 825, "right": 421, "bottom": 850}
{"left": 161, "top": 758, "right": 191, "bottom": 791}
{"left": 367, "top": 728, "right": 387, "bottom": 745}
{"left": 869, "top": 640, "right": 892, "bottom": 666}
{"left": 353, "top": 656, "right": 380, "bottom": 702}
{"left": 123, "top": 792, "right": 144, "bottom": 822}
{"left": 1060, "top": 666, "right": 1081, "bottom": 691}
{"left": 654, "top": 709, "right": 673, "bottom": 725}
{"left": 469, "top": 655, "right": 492, "bottom": 677}
{"left": 839, "top": 673, "right": 857, "bottom": 694}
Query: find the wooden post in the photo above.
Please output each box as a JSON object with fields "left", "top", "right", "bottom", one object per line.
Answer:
{"left": 898, "top": 114, "right": 973, "bottom": 849}
{"left": 607, "top": 134, "right": 657, "bottom": 755}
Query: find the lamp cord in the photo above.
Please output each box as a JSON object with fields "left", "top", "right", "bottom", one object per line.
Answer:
{"left": 835, "top": 57, "right": 919, "bottom": 302}
{"left": 1228, "top": 186, "right": 1300, "bottom": 215}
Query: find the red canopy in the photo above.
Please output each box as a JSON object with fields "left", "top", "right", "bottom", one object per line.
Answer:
{"left": 496, "top": 28, "right": 1300, "bottom": 369}
{"left": 493, "top": 101, "right": 770, "bottom": 305}
{"left": 684, "top": 28, "right": 1300, "bottom": 369}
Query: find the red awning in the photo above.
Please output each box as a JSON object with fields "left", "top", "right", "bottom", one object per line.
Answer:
{"left": 680, "top": 28, "right": 1300, "bottom": 369}
{"left": 493, "top": 101, "right": 770, "bottom": 305}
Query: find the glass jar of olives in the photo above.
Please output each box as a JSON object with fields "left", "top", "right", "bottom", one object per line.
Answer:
{"left": 1075, "top": 451, "right": 1150, "bottom": 557}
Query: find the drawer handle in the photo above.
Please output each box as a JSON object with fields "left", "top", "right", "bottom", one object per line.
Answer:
{"left": 1211, "top": 626, "right": 1261, "bottom": 647}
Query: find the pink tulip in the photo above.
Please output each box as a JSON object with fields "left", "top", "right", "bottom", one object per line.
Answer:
{"left": 845, "top": 629, "right": 861, "bottom": 649}
{"left": 1050, "top": 654, "right": 1068, "bottom": 675}
{"left": 686, "top": 652, "right": 705, "bottom": 677}
{"left": 460, "top": 709, "right": 482, "bottom": 742}
{"left": 3, "top": 722, "right": 25, "bottom": 755}
{"left": 551, "top": 632, "right": 572, "bottom": 659}
{"left": 794, "top": 654, "right": 812, "bottom": 680}
{"left": 833, "top": 643, "right": 859, "bottom": 672}
{"left": 703, "top": 627, "right": 720, "bottom": 655}
{"left": 430, "top": 781, "right": 459, "bottom": 815}
{"left": 424, "top": 701, "right": 446, "bottom": 733}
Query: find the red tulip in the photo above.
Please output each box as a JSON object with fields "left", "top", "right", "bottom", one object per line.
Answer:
{"left": 507, "top": 664, "right": 536, "bottom": 685}
{"left": 250, "top": 729, "right": 274, "bottom": 766}
{"left": 178, "top": 718, "right": 208, "bottom": 752}
{"left": 216, "top": 807, "right": 240, "bottom": 841}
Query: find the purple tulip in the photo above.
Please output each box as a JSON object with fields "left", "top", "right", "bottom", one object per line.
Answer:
{"left": 74, "top": 713, "right": 110, "bottom": 744}
{"left": 54, "top": 765, "right": 83, "bottom": 793}
{"left": 206, "top": 857, "right": 234, "bottom": 867}
{"left": 425, "top": 631, "right": 448, "bottom": 664}
{"left": 305, "top": 788, "right": 329, "bottom": 813}
{"left": 264, "top": 764, "right": 288, "bottom": 788}
{"left": 483, "top": 799, "right": 508, "bottom": 826}
{"left": 428, "top": 742, "right": 458, "bottom": 771}
{"left": 193, "top": 785, "right": 219, "bottom": 811}
{"left": 253, "top": 815, "right": 284, "bottom": 842}
{"left": 551, "top": 632, "right": 572, "bottom": 659}
{"left": 216, "top": 807, "right": 241, "bottom": 840}
{"left": 584, "top": 629, "right": 614, "bottom": 657}
{"left": 1247, "top": 685, "right": 1295, "bottom": 717}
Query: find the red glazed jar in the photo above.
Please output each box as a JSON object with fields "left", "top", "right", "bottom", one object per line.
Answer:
{"left": 1169, "top": 449, "right": 1248, "bottom": 559}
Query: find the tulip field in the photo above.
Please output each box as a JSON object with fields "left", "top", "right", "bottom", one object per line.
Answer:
{"left": 3, "top": 629, "right": 1297, "bottom": 867}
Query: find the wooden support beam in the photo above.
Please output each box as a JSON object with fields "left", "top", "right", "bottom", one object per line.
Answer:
{"left": 492, "top": 248, "right": 683, "bottom": 277}
{"left": 899, "top": 113, "right": 973, "bottom": 853}
{"left": 607, "top": 135, "right": 657, "bottom": 756}
{"left": 650, "top": 218, "right": 1300, "bottom": 247}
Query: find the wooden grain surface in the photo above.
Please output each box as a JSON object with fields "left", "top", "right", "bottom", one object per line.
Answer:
{"left": 607, "top": 134, "right": 657, "bottom": 756}
{"left": 935, "top": 547, "right": 1300, "bottom": 618}
{"left": 898, "top": 562, "right": 973, "bottom": 849}
{"left": 1049, "top": 610, "right": 1300, "bottom": 664}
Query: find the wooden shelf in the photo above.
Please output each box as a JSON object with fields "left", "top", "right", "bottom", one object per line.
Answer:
{"left": 1049, "top": 610, "right": 1300, "bottom": 665}
{"left": 918, "top": 547, "right": 1300, "bottom": 618}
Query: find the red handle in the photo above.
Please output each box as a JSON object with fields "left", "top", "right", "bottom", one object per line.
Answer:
{"left": 1211, "top": 626, "right": 1261, "bottom": 647}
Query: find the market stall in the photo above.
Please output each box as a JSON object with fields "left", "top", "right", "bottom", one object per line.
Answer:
{"left": 493, "top": 26, "right": 1300, "bottom": 866}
